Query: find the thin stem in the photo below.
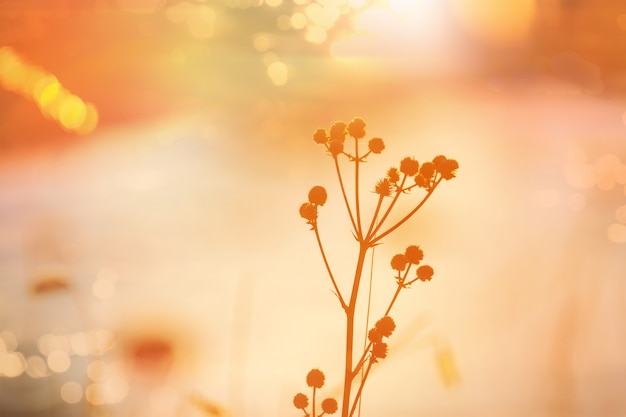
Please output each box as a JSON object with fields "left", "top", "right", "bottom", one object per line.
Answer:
{"left": 372, "top": 176, "right": 443, "bottom": 245}
{"left": 349, "top": 360, "right": 374, "bottom": 417}
{"left": 312, "top": 387, "right": 317, "bottom": 417}
{"left": 366, "top": 175, "right": 407, "bottom": 241}
{"left": 334, "top": 157, "right": 359, "bottom": 237}
{"left": 354, "top": 137, "right": 363, "bottom": 239}
{"left": 364, "top": 194, "right": 385, "bottom": 241}
{"left": 314, "top": 225, "right": 347, "bottom": 311}
{"left": 341, "top": 243, "right": 369, "bottom": 417}
{"left": 352, "top": 266, "right": 411, "bottom": 378}
{"left": 384, "top": 266, "right": 412, "bottom": 317}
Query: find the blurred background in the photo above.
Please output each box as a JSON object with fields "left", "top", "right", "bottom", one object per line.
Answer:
{"left": 1, "top": 0, "right": 626, "bottom": 416}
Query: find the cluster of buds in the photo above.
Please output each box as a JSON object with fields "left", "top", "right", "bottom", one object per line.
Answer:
{"left": 293, "top": 369, "right": 338, "bottom": 416}
{"left": 312, "top": 117, "right": 385, "bottom": 160}
{"left": 299, "top": 185, "right": 328, "bottom": 228}
{"left": 367, "top": 316, "right": 396, "bottom": 363}
{"left": 377, "top": 155, "right": 459, "bottom": 197}
{"left": 390, "top": 245, "right": 435, "bottom": 286}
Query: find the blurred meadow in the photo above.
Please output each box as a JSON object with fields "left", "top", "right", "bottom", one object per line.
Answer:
{"left": 1, "top": 0, "right": 626, "bottom": 416}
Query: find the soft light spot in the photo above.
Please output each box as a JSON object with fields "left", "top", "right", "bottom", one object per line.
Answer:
{"left": 291, "top": 12, "right": 307, "bottom": 29}
{"left": 449, "top": 0, "right": 535, "bottom": 44}
{"left": 86, "top": 383, "right": 107, "bottom": 405}
{"left": 253, "top": 33, "right": 272, "bottom": 52}
{"left": 607, "top": 223, "right": 626, "bottom": 243}
{"left": 74, "top": 103, "right": 99, "bottom": 135}
{"left": 304, "top": 25, "right": 327, "bottom": 44}
{"left": 26, "top": 355, "right": 49, "bottom": 378}
{"left": 265, "top": 0, "right": 283, "bottom": 6}
{"left": 47, "top": 350, "right": 71, "bottom": 373}
{"left": 87, "top": 359, "right": 108, "bottom": 382}
{"left": 563, "top": 163, "right": 595, "bottom": 189}
{"left": 61, "top": 381, "right": 83, "bottom": 404}
{"left": 103, "top": 372, "right": 130, "bottom": 403}
{"left": 91, "top": 329, "right": 116, "bottom": 356}
{"left": 293, "top": 0, "right": 309, "bottom": 4}
{"left": 267, "top": 61, "right": 289, "bottom": 85}
{"left": 59, "top": 95, "right": 87, "bottom": 130}
{"left": 615, "top": 204, "right": 626, "bottom": 224}
{"left": 187, "top": 5, "right": 215, "bottom": 39}
{"left": 71, "top": 332, "right": 93, "bottom": 356}
{"left": 37, "top": 81, "right": 62, "bottom": 109}
{"left": 277, "top": 14, "right": 292, "bottom": 30}
{"left": 93, "top": 278, "right": 116, "bottom": 300}
{"left": 4, "top": 352, "right": 26, "bottom": 377}
{"left": 1, "top": 331, "right": 17, "bottom": 352}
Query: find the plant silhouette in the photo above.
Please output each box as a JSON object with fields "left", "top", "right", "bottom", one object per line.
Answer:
{"left": 295, "top": 117, "right": 459, "bottom": 417}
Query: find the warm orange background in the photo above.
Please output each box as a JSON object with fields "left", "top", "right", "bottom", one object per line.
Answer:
{"left": 1, "top": 1, "right": 626, "bottom": 416}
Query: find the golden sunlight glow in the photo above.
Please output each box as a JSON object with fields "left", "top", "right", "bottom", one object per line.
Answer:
{"left": 47, "top": 350, "right": 71, "bottom": 373}
{"left": 253, "top": 33, "right": 272, "bottom": 51}
{"left": 267, "top": 61, "right": 289, "bottom": 85}
{"left": 2, "top": 352, "right": 26, "bottom": 377}
{"left": 291, "top": 12, "right": 307, "bottom": 29}
{"left": 60, "top": 381, "right": 83, "bottom": 404}
{"left": 265, "top": 0, "right": 283, "bottom": 7}
{"left": 449, "top": 0, "right": 535, "bottom": 44}
{"left": 86, "top": 383, "right": 107, "bottom": 405}
{"left": 0, "top": 47, "right": 99, "bottom": 135}
{"left": 607, "top": 223, "right": 626, "bottom": 243}
{"left": 305, "top": 25, "right": 327, "bottom": 44}
{"left": 25, "top": 355, "right": 49, "bottom": 378}
{"left": 187, "top": 5, "right": 215, "bottom": 39}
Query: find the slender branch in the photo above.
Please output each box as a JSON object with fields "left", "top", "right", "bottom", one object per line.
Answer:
{"left": 312, "top": 387, "right": 317, "bottom": 417}
{"left": 384, "top": 266, "right": 412, "bottom": 317}
{"left": 349, "top": 360, "right": 374, "bottom": 417}
{"left": 364, "top": 194, "right": 385, "bottom": 242}
{"left": 352, "top": 266, "right": 411, "bottom": 378}
{"left": 354, "top": 137, "right": 363, "bottom": 239}
{"left": 314, "top": 225, "right": 347, "bottom": 312}
{"left": 341, "top": 244, "right": 369, "bottom": 417}
{"left": 372, "top": 176, "right": 443, "bottom": 245}
{"left": 366, "top": 175, "right": 407, "bottom": 241}
{"left": 334, "top": 157, "right": 359, "bottom": 237}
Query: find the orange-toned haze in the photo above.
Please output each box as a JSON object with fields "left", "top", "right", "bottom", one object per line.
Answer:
{"left": 1, "top": 1, "right": 626, "bottom": 417}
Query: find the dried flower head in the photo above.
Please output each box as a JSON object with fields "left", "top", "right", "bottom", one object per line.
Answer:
{"left": 386, "top": 167, "right": 400, "bottom": 183}
{"left": 293, "top": 393, "right": 309, "bottom": 409}
{"left": 329, "top": 121, "right": 347, "bottom": 143}
{"left": 299, "top": 202, "right": 317, "bottom": 223}
{"left": 321, "top": 398, "right": 338, "bottom": 414}
{"left": 347, "top": 117, "right": 366, "bottom": 139}
{"left": 375, "top": 316, "right": 396, "bottom": 337}
{"left": 368, "top": 327, "right": 382, "bottom": 343}
{"left": 328, "top": 140, "right": 344, "bottom": 157}
{"left": 390, "top": 254, "right": 408, "bottom": 271}
{"left": 405, "top": 245, "right": 424, "bottom": 264}
{"left": 400, "top": 157, "right": 419, "bottom": 176}
{"left": 308, "top": 186, "right": 328, "bottom": 206}
{"left": 414, "top": 174, "right": 429, "bottom": 189}
{"left": 435, "top": 157, "right": 459, "bottom": 180}
{"left": 368, "top": 137, "right": 385, "bottom": 154}
{"left": 306, "top": 368, "right": 325, "bottom": 388}
{"left": 372, "top": 342, "right": 388, "bottom": 360}
{"left": 416, "top": 265, "right": 434, "bottom": 281}
{"left": 375, "top": 178, "right": 393, "bottom": 197}
{"left": 420, "top": 162, "right": 435, "bottom": 180}
{"left": 313, "top": 128, "right": 328, "bottom": 144}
